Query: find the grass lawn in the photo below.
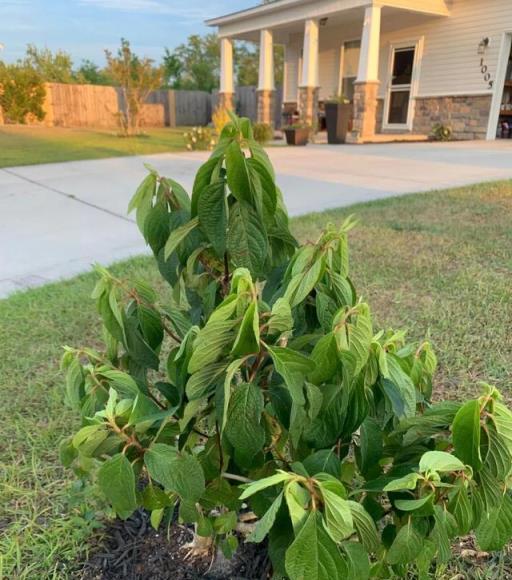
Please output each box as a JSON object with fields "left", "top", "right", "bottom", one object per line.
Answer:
{"left": 0, "top": 125, "right": 188, "bottom": 168}
{"left": 1, "top": 180, "right": 511, "bottom": 578}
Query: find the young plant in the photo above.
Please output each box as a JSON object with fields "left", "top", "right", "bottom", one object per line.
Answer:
{"left": 61, "top": 114, "right": 512, "bottom": 579}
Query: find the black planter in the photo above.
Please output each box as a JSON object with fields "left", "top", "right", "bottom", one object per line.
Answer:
{"left": 284, "top": 127, "right": 310, "bottom": 146}
{"left": 325, "top": 102, "right": 352, "bottom": 144}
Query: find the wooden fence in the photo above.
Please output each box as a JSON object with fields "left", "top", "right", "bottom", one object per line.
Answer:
{"left": 22, "top": 83, "right": 282, "bottom": 129}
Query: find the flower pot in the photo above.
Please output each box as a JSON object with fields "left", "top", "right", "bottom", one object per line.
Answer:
{"left": 284, "top": 127, "right": 310, "bottom": 146}
{"left": 325, "top": 102, "right": 352, "bottom": 144}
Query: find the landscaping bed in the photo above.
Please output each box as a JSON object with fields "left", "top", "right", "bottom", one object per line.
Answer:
{"left": 80, "top": 510, "right": 269, "bottom": 580}
{"left": 1, "top": 180, "right": 511, "bottom": 578}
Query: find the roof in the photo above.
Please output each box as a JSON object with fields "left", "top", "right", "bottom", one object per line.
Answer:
{"left": 206, "top": 0, "right": 305, "bottom": 27}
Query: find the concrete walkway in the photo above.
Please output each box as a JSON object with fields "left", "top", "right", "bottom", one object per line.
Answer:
{"left": 2, "top": 139, "right": 512, "bottom": 297}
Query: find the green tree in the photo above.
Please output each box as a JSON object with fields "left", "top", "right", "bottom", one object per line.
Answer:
{"left": 0, "top": 62, "right": 46, "bottom": 123}
{"left": 105, "top": 39, "right": 163, "bottom": 136}
{"left": 75, "top": 59, "right": 112, "bottom": 86}
{"left": 23, "top": 44, "right": 74, "bottom": 83}
{"left": 162, "top": 48, "right": 183, "bottom": 88}
{"left": 62, "top": 114, "right": 512, "bottom": 578}
{"left": 163, "top": 34, "right": 284, "bottom": 91}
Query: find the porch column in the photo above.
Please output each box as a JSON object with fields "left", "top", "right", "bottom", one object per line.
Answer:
{"left": 298, "top": 18, "right": 319, "bottom": 127}
{"left": 219, "top": 37, "right": 234, "bottom": 111}
{"left": 350, "top": 4, "right": 382, "bottom": 142}
{"left": 257, "top": 29, "right": 275, "bottom": 125}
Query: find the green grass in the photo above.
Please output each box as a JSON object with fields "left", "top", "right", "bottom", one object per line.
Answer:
{"left": 1, "top": 180, "right": 511, "bottom": 578}
{"left": 0, "top": 125, "right": 188, "bottom": 167}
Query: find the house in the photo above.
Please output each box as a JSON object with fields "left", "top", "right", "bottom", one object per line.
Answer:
{"left": 207, "top": 0, "right": 512, "bottom": 142}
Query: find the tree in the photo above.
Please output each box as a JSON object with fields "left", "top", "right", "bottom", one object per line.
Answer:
{"left": 162, "top": 48, "right": 183, "bottom": 89}
{"left": 62, "top": 114, "right": 512, "bottom": 578}
{"left": 105, "top": 39, "right": 163, "bottom": 136}
{"left": 0, "top": 62, "right": 46, "bottom": 123}
{"left": 23, "top": 44, "right": 74, "bottom": 83}
{"left": 163, "top": 34, "right": 284, "bottom": 91}
{"left": 75, "top": 59, "right": 112, "bottom": 86}
{"left": 165, "top": 34, "right": 220, "bottom": 92}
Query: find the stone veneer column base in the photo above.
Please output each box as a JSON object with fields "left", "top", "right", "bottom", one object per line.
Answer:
{"left": 218, "top": 92, "right": 235, "bottom": 112}
{"left": 298, "top": 86, "right": 319, "bottom": 128}
{"left": 413, "top": 95, "right": 493, "bottom": 140}
{"left": 347, "top": 81, "right": 380, "bottom": 143}
{"left": 257, "top": 89, "right": 275, "bottom": 125}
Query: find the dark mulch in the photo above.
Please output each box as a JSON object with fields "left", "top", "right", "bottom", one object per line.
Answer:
{"left": 75, "top": 510, "right": 271, "bottom": 580}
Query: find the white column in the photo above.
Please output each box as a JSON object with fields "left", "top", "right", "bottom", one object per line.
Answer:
{"left": 258, "top": 29, "right": 274, "bottom": 91}
{"left": 301, "top": 19, "right": 319, "bottom": 88}
{"left": 220, "top": 37, "right": 234, "bottom": 94}
{"left": 356, "top": 5, "right": 382, "bottom": 82}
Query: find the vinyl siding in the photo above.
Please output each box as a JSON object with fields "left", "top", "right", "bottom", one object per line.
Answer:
{"left": 283, "top": 0, "right": 512, "bottom": 102}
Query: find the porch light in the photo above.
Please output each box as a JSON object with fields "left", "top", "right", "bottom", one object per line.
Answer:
{"left": 319, "top": 17, "right": 328, "bottom": 26}
{"left": 477, "top": 37, "right": 490, "bottom": 54}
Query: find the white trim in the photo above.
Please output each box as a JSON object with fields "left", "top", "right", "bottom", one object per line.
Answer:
{"left": 382, "top": 37, "right": 424, "bottom": 132}
{"left": 487, "top": 31, "right": 512, "bottom": 140}
{"left": 338, "top": 44, "right": 345, "bottom": 95}
{"left": 415, "top": 90, "right": 494, "bottom": 98}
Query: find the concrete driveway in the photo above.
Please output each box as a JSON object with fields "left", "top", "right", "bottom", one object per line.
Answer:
{"left": 2, "top": 139, "right": 512, "bottom": 297}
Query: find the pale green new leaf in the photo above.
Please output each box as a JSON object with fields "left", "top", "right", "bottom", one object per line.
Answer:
{"left": 383, "top": 472, "right": 420, "bottom": 492}
{"left": 419, "top": 451, "right": 465, "bottom": 474}
{"left": 248, "top": 492, "right": 283, "bottom": 543}
{"left": 239, "top": 471, "right": 292, "bottom": 500}
{"left": 268, "top": 297, "right": 293, "bottom": 334}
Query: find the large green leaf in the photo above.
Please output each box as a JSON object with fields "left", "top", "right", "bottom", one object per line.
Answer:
{"left": 225, "top": 383, "right": 265, "bottom": 467}
{"left": 164, "top": 217, "right": 199, "bottom": 260}
{"left": 225, "top": 141, "right": 253, "bottom": 205}
{"left": 239, "top": 471, "right": 292, "bottom": 500}
{"left": 227, "top": 202, "right": 267, "bottom": 276}
{"left": 232, "top": 301, "right": 260, "bottom": 356}
{"left": 386, "top": 520, "right": 423, "bottom": 565}
{"left": 198, "top": 179, "right": 226, "bottom": 257}
{"left": 357, "top": 417, "right": 383, "bottom": 480}
{"left": 98, "top": 453, "right": 137, "bottom": 520}
{"left": 476, "top": 494, "right": 512, "bottom": 551}
{"left": 267, "top": 346, "right": 316, "bottom": 406}
{"left": 285, "top": 512, "right": 348, "bottom": 580}
{"left": 452, "top": 399, "right": 482, "bottom": 471}
{"left": 385, "top": 355, "right": 416, "bottom": 418}
{"left": 144, "top": 443, "right": 205, "bottom": 501}
{"left": 321, "top": 487, "right": 353, "bottom": 543}
{"left": 347, "top": 501, "right": 379, "bottom": 553}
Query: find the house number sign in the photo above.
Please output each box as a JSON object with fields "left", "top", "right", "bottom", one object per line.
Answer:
{"left": 480, "top": 57, "right": 494, "bottom": 89}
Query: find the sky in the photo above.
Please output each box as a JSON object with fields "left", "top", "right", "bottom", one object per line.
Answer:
{"left": 0, "top": 0, "right": 256, "bottom": 66}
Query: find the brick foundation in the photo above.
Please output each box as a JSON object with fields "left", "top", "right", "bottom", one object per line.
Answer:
{"left": 413, "top": 95, "right": 492, "bottom": 140}
{"left": 348, "top": 81, "right": 380, "bottom": 142}
{"left": 257, "top": 89, "right": 275, "bottom": 125}
{"left": 218, "top": 92, "right": 235, "bottom": 112}
{"left": 298, "top": 86, "right": 319, "bottom": 128}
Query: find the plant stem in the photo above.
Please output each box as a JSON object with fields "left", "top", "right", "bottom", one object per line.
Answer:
{"left": 221, "top": 472, "right": 253, "bottom": 484}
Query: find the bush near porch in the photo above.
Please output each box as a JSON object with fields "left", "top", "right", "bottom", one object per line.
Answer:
{"left": 1, "top": 179, "right": 511, "bottom": 578}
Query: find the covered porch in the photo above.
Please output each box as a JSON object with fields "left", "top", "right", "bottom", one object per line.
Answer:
{"left": 207, "top": 0, "right": 450, "bottom": 143}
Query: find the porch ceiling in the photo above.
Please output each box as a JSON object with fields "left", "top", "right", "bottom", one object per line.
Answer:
{"left": 206, "top": 0, "right": 450, "bottom": 39}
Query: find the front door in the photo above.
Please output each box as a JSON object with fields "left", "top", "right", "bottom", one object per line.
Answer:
{"left": 385, "top": 45, "right": 417, "bottom": 129}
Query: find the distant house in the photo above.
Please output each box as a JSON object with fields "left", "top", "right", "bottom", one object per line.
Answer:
{"left": 207, "top": 0, "right": 512, "bottom": 142}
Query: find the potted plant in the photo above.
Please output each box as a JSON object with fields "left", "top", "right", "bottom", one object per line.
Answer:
{"left": 283, "top": 122, "right": 311, "bottom": 146}
{"left": 325, "top": 94, "right": 352, "bottom": 144}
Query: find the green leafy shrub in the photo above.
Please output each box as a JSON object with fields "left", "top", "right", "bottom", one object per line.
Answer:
{"left": 252, "top": 122, "right": 274, "bottom": 145}
{"left": 61, "top": 114, "right": 512, "bottom": 579}
{"left": 183, "top": 126, "right": 215, "bottom": 151}
{"left": 431, "top": 123, "right": 452, "bottom": 141}
{"left": 0, "top": 62, "right": 46, "bottom": 124}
